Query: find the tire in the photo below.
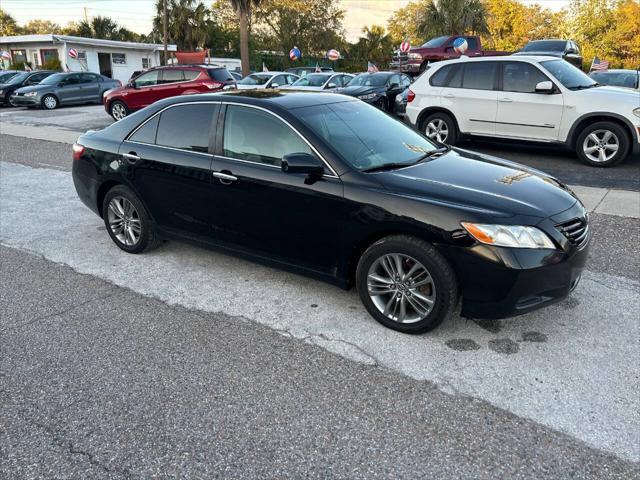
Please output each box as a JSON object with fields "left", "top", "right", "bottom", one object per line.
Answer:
{"left": 109, "top": 100, "right": 129, "bottom": 121}
{"left": 355, "top": 235, "right": 458, "bottom": 334}
{"left": 41, "top": 94, "right": 58, "bottom": 110}
{"left": 375, "top": 97, "right": 388, "bottom": 112}
{"left": 102, "top": 185, "right": 159, "bottom": 254}
{"left": 3, "top": 93, "right": 12, "bottom": 106}
{"left": 575, "top": 121, "right": 630, "bottom": 167}
{"left": 422, "top": 112, "right": 457, "bottom": 145}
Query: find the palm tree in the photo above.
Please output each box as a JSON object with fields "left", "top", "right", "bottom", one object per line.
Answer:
{"left": 418, "top": 0, "right": 488, "bottom": 37}
{"left": 153, "top": 1, "right": 210, "bottom": 51}
{"left": 228, "top": 0, "right": 262, "bottom": 76}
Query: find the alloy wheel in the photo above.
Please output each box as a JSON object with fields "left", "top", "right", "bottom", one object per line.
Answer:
{"left": 367, "top": 253, "right": 436, "bottom": 324}
{"left": 425, "top": 119, "right": 449, "bottom": 143}
{"left": 107, "top": 196, "right": 142, "bottom": 246}
{"left": 111, "top": 103, "right": 127, "bottom": 121}
{"left": 582, "top": 129, "right": 619, "bottom": 163}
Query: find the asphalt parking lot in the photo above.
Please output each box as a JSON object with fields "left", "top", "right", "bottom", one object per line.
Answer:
{"left": 1, "top": 104, "right": 639, "bottom": 478}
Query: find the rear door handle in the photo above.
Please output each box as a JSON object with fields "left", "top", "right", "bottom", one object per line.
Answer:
{"left": 213, "top": 171, "right": 237, "bottom": 184}
{"left": 122, "top": 152, "right": 140, "bottom": 164}
{"left": 443, "top": 93, "right": 455, "bottom": 98}
{"left": 498, "top": 98, "right": 513, "bottom": 103}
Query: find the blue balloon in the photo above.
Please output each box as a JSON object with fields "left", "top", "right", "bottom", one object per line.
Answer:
{"left": 289, "top": 47, "right": 301, "bottom": 60}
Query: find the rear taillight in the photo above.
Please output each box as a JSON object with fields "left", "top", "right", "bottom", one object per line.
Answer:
{"left": 407, "top": 89, "right": 415, "bottom": 103}
{"left": 72, "top": 143, "right": 85, "bottom": 161}
{"left": 206, "top": 81, "right": 224, "bottom": 90}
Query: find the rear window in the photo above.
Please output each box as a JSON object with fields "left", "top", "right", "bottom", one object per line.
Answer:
{"left": 156, "top": 104, "right": 216, "bottom": 153}
{"left": 208, "top": 68, "right": 234, "bottom": 82}
{"left": 462, "top": 62, "right": 497, "bottom": 90}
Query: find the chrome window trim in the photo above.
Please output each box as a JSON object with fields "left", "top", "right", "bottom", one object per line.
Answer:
{"left": 125, "top": 139, "right": 213, "bottom": 158}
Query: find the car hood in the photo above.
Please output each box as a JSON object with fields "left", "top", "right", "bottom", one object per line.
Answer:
{"left": 569, "top": 84, "right": 640, "bottom": 102}
{"left": 14, "top": 84, "right": 51, "bottom": 94}
{"left": 338, "top": 85, "right": 384, "bottom": 97}
{"left": 374, "top": 148, "right": 578, "bottom": 220}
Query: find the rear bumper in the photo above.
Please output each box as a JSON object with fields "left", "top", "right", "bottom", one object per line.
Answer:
{"left": 72, "top": 161, "right": 101, "bottom": 216}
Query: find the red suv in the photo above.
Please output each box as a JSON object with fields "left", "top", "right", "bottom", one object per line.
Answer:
{"left": 103, "top": 65, "right": 236, "bottom": 120}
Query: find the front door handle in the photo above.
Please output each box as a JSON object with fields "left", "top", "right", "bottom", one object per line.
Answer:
{"left": 443, "top": 93, "right": 455, "bottom": 98}
{"left": 498, "top": 97, "right": 513, "bottom": 103}
{"left": 213, "top": 171, "right": 237, "bottom": 184}
{"left": 122, "top": 152, "right": 140, "bottom": 164}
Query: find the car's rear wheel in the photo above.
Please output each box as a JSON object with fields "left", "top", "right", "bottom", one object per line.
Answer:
{"left": 110, "top": 100, "right": 129, "bottom": 121}
{"left": 41, "top": 94, "right": 58, "bottom": 110}
{"left": 422, "top": 112, "right": 457, "bottom": 145}
{"left": 575, "top": 121, "right": 629, "bottom": 167}
{"left": 102, "top": 185, "right": 159, "bottom": 254}
{"left": 375, "top": 97, "right": 388, "bottom": 112}
{"left": 356, "top": 235, "right": 458, "bottom": 334}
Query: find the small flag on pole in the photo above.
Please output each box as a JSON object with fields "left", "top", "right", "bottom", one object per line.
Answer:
{"left": 262, "top": 62, "right": 269, "bottom": 72}
{"left": 590, "top": 57, "right": 609, "bottom": 71}
{"left": 367, "top": 61, "right": 378, "bottom": 73}
{"left": 24, "top": 64, "right": 32, "bottom": 71}
{"left": 315, "top": 62, "right": 321, "bottom": 73}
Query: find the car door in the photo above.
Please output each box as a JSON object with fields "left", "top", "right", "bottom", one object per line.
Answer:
{"left": 119, "top": 102, "right": 219, "bottom": 237}
{"left": 80, "top": 73, "right": 100, "bottom": 102}
{"left": 441, "top": 61, "right": 498, "bottom": 136}
{"left": 130, "top": 70, "right": 162, "bottom": 109}
{"left": 153, "top": 69, "right": 187, "bottom": 98}
{"left": 56, "top": 74, "right": 83, "bottom": 103}
{"left": 495, "top": 61, "right": 564, "bottom": 141}
{"left": 208, "top": 103, "right": 345, "bottom": 273}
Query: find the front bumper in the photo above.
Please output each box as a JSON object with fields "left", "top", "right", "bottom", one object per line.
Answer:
{"left": 9, "top": 94, "right": 40, "bottom": 107}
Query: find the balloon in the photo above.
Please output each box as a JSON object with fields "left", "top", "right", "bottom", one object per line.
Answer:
{"left": 289, "top": 47, "right": 301, "bottom": 61}
{"left": 453, "top": 37, "right": 468, "bottom": 54}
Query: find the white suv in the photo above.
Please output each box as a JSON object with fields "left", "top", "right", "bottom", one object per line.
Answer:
{"left": 406, "top": 55, "right": 640, "bottom": 167}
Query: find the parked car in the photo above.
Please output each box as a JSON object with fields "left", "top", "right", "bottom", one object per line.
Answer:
{"left": 390, "top": 35, "right": 510, "bottom": 75}
{"left": 229, "top": 71, "right": 243, "bottom": 81}
{"left": 339, "top": 71, "right": 412, "bottom": 113}
{"left": 103, "top": 65, "right": 236, "bottom": 121}
{"left": 281, "top": 72, "right": 354, "bottom": 91}
{"left": 236, "top": 72, "right": 299, "bottom": 90}
{"left": 0, "top": 70, "right": 20, "bottom": 84}
{"left": 589, "top": 69, "right": 639, "bottom": 91}
{"left": 11, "top": 72, "right": 121, "bottom": 110}
{"left": 406, "top": 56, "right": 640, "bottom": 167}
{"left": 514, "top": 40, "right": 583, "bottom": 69}
{"left": 394, "top": 87, "right": 410, "bottom": 118}
{"left": 286, "top": 66, "right": 333, "bottom": 77}
{"left": 72, "top": 90, "right": 589, "bottom": 334}
{"left": 0, "top": 70, "right": 55, "bottom": 106}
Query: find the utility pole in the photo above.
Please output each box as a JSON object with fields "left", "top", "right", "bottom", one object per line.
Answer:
{"left": 163, "top": 0, "right": 168, "bottom": 65}
{"left": 83, "top": 6, "right": 88, "bottom": 22}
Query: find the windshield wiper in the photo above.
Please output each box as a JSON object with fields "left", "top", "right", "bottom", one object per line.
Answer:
{"left": 412, "top": 146, "right": 450, "bottom": 164}
{"left": 570, "top": 83, "right": 600, "bottom": 90}
{"left": 361, "top": 147, "right": 450, "bottom": 173}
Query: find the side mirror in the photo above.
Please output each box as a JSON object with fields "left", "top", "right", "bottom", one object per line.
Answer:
{"left": 535, "top": 80, "right": 554, "bottom": 93}
{"left": 270, "top": 82, "right": 280, "bottom": 88}
{"left": 281, "top": 153, "right": 324, "bottom": 178}
{"left": 566, "top": 48, "right": 576, "bottom": 55}
{"left": 389, "top": 82, "right": 399, "bottom": 90}
{"left": 327, "top": 82, "right": 337, "bottom": 88}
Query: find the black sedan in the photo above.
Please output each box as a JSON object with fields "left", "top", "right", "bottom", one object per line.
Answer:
{"left": 72, "top": 91, "right": 589, "bottom": 334}
{"left": 0, "top": 70, "right": 55, "bottom": 106}
{"left": 339, "top": 71, "right": 412, "bottom": 113}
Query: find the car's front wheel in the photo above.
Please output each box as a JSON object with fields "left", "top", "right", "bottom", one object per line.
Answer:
{"left": 422, "top": 112, "right": 457, "bottom": 145}
{"left": 41, "top": 94, "right": 58, "bottom": 110}
{"left": 102, "top": 185, "right": 159, "bottom": 254}
{"left": 109, "top": 100, "right": 129, "bottom": 121}
{"left": 356, "top": 235, "right": 458, "bottom": 334}
{"left": 575, "top": 121, "right": 630, "bottom": 167}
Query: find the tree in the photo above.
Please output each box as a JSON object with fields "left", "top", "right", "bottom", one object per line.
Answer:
{"left": 152, "top": 0, "right": 211, "bottom": 51}
{"left": 417, "top": 0, "right": 488, "bottom": 38}
{"left": 0, "top": 9, "right": 21, "bottom": 36}
{"left": 64, "top": 16, "right": 140, "bottom": 41}
{"left": 229, "top": 0, "right": 263, "bottom": 76}
{"left": 387, "top": 1, "right": 430, "bottom": 45}
{"left": 22, "top": 19, "right": 62, "bottom": 34}
{"left": 342, "top": 25, "right": 393, "bottom": 72}
{"left": 603, "top": 0, "right": 640, "bottom": 68}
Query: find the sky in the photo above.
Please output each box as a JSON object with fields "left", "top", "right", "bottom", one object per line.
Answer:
{"left": 3, "top": 0, "right": 571, "bottom": 42}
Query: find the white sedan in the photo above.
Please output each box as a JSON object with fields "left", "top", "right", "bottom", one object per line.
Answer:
{"left": 281, "top": 72, "right": 355, "bottom": 91}
{"left": 236, "top": 72, "right": 299, "bottom": 90}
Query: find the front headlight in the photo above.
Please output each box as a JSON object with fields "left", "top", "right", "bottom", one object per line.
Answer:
{"left": 408, "top": 53, "right": 422, "bottom": 60}
{"left": 633, "top": 107, "right": 640, "bottom": 118}
{"left": 358, "top": 93, "right": 378, "bottom": 100}
{"left": 461, "top": 223, "right": 555, "bottom": 249}
{"left": 0, "top": 90, "right": 4, "bottom": 95}
{"left": 24, "top": 91, "right": 38, "bottom": 97}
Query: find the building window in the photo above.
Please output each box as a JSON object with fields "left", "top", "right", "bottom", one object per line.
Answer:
{"left": 112, "top": 53, "right": 127, "bottom": 65}
{"left": 77, "top": 51, "right": 87, "bottom": 60}
{"left": 142, "top": 57, "right": 151, "bottom": 69}
{"left": 32, "top": 52, "right": 39, "bottom": 67}
{"left": 11, "top": 49, "right": 27, "bottom": 64}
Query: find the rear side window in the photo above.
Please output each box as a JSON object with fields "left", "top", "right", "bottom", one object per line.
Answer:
{"left": 161, "top": 69, "right": 184, "bottom": 84}
{"left": 462, "top": 62, "right": 497, "bottom": 90}
{"left": 130, "top": 116, "right": 159, "bottom": 144}
{"left": 183, "top": 70, "right": 200, "bottom": 81}
{"left": 208, "top": 68, "right": 234, "bottom": 82}
{"left": 430, "top": 65, "right": 462, "bottom": 88}
{"left": 156, "top": 104, "right": 215, "bottom": 153}
{"left": 430, "top": 66, "right": 452, "bottom": 86}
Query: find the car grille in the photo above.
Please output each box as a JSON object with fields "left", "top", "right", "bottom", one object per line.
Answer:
{"left": 392, "top": 52, "right": 408, "bottom": 63}
{"left": 556, "top": 217, "right": 589, "bottom": 248}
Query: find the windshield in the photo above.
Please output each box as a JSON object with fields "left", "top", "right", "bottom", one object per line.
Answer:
{"left": 292, "top": 74, "right": 330, "bottom": 87}
{"left": 40, "top": 73, "right": 67, "bottom": 85}
{"left": 348, "top": 73, "right": 389, "bottom": 87}
{"left": 7, "top": 72, "right": 29, "bottom": 85}
{"left": 590, "top": 71, "right": 639, "bottom": 89}
{"left": 421, "top": 36, "right": 449, "bottom": 48}
{"left": 294, "top": 101, "right": 438, "bottom": 171}
{"left": 0, "top": 72, "right": 18, "bottom": 83}
{"left": 238, "top": 74, "right": 271, "bottom": 85}
{"left": 521, "top": 40, "right": 566, "bottom": 52}
{"left": 541, "top": 60, "right": 596, "bottom": 89}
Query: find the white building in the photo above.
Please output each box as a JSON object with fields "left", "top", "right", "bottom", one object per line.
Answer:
{"left": 0, "top": 34, "right": 177, "bottom": 83}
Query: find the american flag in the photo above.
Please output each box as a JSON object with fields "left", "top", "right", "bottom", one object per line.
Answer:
{"left": 262, "top": 62, "right": 269, "bottom": 72}
{"left": 590, "top": 57, "right": 609, "bottom": 71}
{"left": 315, "top": 62, "right": 321, "bottom": 73}
{"left": 367, "top": 61, "right": 378, "bottom": 73}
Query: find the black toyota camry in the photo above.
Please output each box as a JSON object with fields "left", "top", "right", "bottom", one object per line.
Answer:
{"left": 72, "top": 91, "right": 589, "bottom": 334}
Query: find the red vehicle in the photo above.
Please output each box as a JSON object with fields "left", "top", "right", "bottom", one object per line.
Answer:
{"left": 390, "top": 35, "right": 511, "bottom": 75}
{"left": 103, "top": 65, "right": 236, "bottom": 120}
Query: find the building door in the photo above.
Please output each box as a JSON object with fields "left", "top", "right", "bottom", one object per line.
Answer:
{"left": 98, "top": 53, "right": 112, "bottom": 78}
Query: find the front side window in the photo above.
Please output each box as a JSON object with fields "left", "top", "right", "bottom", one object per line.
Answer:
{"left": 238, "top": 74, "right": 271, "bottom": 86}
{"left": 156, "top": 104, "right": 215, "bottom": 153}
{"left": 462, "top": 62, "right": 497, "bottom": 90}
{"left": 502, "top": 62, "right": 549, "bottom": 93}
{"left": 270, "top": 75, "right": 287, "bottom": 86}
{"left": 348, "top": 73, "right": 389, "bottom": 87}
{"left": 134, "top": 70, "right": 160, "bottom": 87}
{"left": 295, "top": 101, "right": 437, "bottom": 172}
{"left": 223, "top": 105, "right": 314, "bottom": 167}
{"left": 292, "top": 74, "right": 330, "bottom": 87}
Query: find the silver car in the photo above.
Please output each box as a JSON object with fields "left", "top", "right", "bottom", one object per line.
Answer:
{"left": 281, "top": 72, "right": 355, "bottom": 91}
{"left": 11, "top": 72, "right": 121, "bottom": 110}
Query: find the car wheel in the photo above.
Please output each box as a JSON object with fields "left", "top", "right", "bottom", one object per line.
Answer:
{"left": 356, "top": 235, "right": 458, "bottom": 334}
{"left": 375, "top": 97, "right": 388, "bottom": 112}
{"left": 575, "top": 121, "right": 630, "bottom": 167}
{"left": 110, "top": 100, "right": 129, "bottom": 121}
{"left": 422, "top": 112, "right": 457, "bottom": 145}
{"left": 41, "top": 94, "right": 58, "bottom": 110}
{"left": 102, "top": 185, "right": 159, "bottom": 254}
